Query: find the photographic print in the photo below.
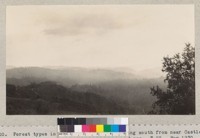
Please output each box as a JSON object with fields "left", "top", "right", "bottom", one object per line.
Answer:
{"left": 6, "top": 5, "right": 195, "bottom": 115}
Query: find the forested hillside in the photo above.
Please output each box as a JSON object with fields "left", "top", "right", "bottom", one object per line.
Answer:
{"left": 7, "top": 82, "right": 134, "bottom": 114}
{"left": 7, "top": 67, "right": 165, "bottom": 114}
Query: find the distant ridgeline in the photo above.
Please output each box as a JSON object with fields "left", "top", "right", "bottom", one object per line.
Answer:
{"left": 6, "top": 67, "right": 165, "bottom": 115}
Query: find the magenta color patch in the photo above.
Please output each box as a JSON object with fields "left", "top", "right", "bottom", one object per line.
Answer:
{"left": 82, "top": 125, "right": 89, "bottom": 132}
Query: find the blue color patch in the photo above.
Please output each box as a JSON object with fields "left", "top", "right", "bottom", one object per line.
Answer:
{"left": 111, "top": 125, "right": 119, "bottom": 132}
{"left": 119, "top": 125, "right": 126, "bottom": 132}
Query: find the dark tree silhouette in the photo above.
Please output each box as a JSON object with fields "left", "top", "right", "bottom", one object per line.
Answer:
{"left": 150, "top": 43, "right": 195, "bottom": 114}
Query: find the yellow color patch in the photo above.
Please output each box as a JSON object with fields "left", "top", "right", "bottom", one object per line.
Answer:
{"left": 96, "top": 125, "right": 104, "bottom": 132}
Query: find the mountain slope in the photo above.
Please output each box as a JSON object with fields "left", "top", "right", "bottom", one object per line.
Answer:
{"left": 6, "top": 67, "right": 166, "bottom": 114}
{"left": 7, "top": 82, "right": 134, "bottom": 115}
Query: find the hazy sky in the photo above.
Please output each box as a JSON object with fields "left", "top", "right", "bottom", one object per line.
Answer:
{"left": 6, "top": 5, "right": 194, "bottom": 71}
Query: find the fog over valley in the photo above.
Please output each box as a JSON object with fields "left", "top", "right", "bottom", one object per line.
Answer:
{"left": 6, "top": 66, "right": 166, "bottom": 114}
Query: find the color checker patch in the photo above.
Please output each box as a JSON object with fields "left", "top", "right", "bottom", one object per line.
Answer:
{"left": 104, "top": 125, "right": 111, "bottom": 132}
{"left": 57, "top": 117, "right": 128, "bottom": 133}
{"left": 96, "top": 125, "right": 104, "bottom": 132}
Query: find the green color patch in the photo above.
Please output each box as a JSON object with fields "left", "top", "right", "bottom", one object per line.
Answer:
{"left": 104, "top": 125, "right": 111, "bottom": 132}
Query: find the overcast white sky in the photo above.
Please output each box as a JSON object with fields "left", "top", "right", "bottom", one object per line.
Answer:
{"left": 6, "top": 5, "right": 194, "bottom": 71}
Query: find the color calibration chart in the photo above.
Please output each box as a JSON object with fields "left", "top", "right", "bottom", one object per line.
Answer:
{"left": 57, "top": 117, "right": 128, "bottom": 137}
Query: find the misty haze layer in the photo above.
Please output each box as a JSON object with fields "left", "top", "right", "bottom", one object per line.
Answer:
{"left": 6, "top": 67, "right": 166, "bottom": 114}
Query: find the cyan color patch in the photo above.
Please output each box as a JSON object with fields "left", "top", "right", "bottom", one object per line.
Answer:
{"left": 111, "top": 125, "right": 119, "bottom": 132}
